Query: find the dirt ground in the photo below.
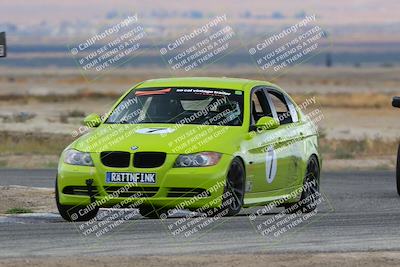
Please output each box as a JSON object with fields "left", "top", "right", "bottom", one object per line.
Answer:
{"left": 0, "top": 67, "right": 398, "bottom": 171}
{"left": 0, "top": 67, "right": 398, "bottom": 141}
{"left": 1, "top": 252, "right": 400, "bottom": 267}
{"left": 0, "top": 186, "right": 56, "bottom": 214}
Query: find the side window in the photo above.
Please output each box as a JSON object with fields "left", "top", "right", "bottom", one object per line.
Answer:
{"left": 284, "top": 95, "right": 299, "bottom": 123}
{"left": 250, "top": 90, "right": 273, "bottom": 124}
{"left": 267, "top": 90, "right": 298, "bottom": 125}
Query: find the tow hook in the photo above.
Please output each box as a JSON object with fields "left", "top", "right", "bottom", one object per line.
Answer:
{"left": 85, "top": 179, "right": 96, "bottom": 203}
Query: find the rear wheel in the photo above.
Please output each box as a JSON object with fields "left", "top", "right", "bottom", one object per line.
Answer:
{"left": 286, "top": 155, "right": 320, "bottom": 213}
{"left": 55, "top": 180, "right": 99, "bottom": 222}
{"left": 396, "top": 144, "right": 400, "bottom": 196}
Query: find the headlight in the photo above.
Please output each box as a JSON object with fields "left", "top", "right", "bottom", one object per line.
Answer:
{"left": 174, "top": 152, "right": 222, "bottom": 167}
{"left": 64, "top": 149, "right": 94, "bottom": 166}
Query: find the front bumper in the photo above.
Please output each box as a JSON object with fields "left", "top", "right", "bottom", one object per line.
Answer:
{"left": 57, "top": 153, "right": 231, "bottom": 210}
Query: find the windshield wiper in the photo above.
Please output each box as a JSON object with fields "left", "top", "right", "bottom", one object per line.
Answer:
{"left": 118, "top": 119, "right": 131, "bottom": 124}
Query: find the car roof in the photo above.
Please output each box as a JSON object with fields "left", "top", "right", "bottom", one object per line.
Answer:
{"left": 135, "top": 77, "right": 277, "bottom": 91}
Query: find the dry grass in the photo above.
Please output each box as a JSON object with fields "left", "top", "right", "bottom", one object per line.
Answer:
{"left": 0, "top": 67, "right": 398, "bottom": 169}
{"left": 0, "top": 90, "right": 395, "bottom": 110}
{"left": 320, "top": 137, "right": 399, "bottom": 159}
{"left": 1, "top": 131, "right": 397, "bottom": 160}
{"left": 0, "top": 90, "right": 119, "bottom": 104}
{"left": 0, "top": 130, "right": 398, "bottom": 170}
{"left": 293, "top": 92, "right": 394, "bottom": 109}
{"left": 0, "top": 131, "right": 72, "bottom": 155}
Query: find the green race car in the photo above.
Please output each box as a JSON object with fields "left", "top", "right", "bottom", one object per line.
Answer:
{"left": 56, "top": 77, "right": 321, "bottom": 221}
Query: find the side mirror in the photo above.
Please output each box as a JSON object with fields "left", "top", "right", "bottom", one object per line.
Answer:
{"left": 255, "top": 116, "right": 280, "bottom": 130}
{"left": 393, "top": 96, "right": 400, "bottom": 108}
{"left": 83, "top": 113, "right": 101, "bottom": 127}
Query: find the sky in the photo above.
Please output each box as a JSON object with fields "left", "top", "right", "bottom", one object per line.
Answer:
{"left": 1, "top": 0, "right": 399, "bottom": 26}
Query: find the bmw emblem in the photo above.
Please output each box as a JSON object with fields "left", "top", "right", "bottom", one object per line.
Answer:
{"left": 130, "top": 146, "right": 139, "bottom": 151}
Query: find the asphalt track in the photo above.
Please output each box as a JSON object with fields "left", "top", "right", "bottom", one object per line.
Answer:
{"left": 0, "top": 169, "right": 400, "bottom": 258}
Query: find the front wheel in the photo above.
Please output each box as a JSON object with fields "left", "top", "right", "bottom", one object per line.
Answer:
{"left": 396, "top": 144, "right": 400, "bottom": 196}
{"left": 138, "top": 206, "right": 168, "bottom": 219}
{"left": 55, "top": 180, "right": 99, "bottom": 222}
{"left": 216, "top": 157, "right": 245, "bottom": 217}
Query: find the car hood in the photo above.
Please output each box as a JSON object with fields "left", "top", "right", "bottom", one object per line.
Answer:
{"left": 71, "top": 123, "right": 246, "bottom": 155}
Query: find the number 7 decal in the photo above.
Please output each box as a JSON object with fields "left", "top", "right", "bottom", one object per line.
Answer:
{"left": 266, "top": 145, "right": 277, "bottom": 183}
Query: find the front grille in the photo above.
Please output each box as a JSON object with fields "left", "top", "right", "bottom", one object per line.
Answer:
{"left": 62, "top": 186, "right": 99, "bottom": 196}
{"left": 104, "top": 186, "right": 159, "bottom": 198}
{"left": 133, "top": 152, "right": 166, "bottom": 168}
{"left": 101, "top": 151, "right": 131, "bottom": 167}
{"left": 62, "top": 186, "right": 159, "bottom": 198}
{"left": 167, "top": 187, "right": 210, "bottom": 198}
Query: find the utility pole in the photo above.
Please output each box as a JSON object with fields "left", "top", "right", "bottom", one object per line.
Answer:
{"left": 0, "top": 32, "right": 6, "bottom": 58}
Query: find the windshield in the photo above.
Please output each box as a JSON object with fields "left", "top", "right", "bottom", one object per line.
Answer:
{"left": 105, "top": 87, "right": 244, "bottom": 126}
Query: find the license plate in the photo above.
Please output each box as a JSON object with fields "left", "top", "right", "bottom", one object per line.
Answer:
{"left": 106, "top": 172, "right": 156, "bottom": 184}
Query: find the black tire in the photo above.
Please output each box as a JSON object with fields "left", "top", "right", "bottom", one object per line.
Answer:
{"left": 286, "top": 155, "right": 320, "bottom": 214}
{"left": 396, "top": 144, "right": 400, "bottom": 196}
{"left": 138, "top": 206, "right": 167, "bottom": 219}
{"left": 55, "top": 179, "right": 99, "bottom": 222}
{"left": 216, "top": 157, "right": 245, "bottom": 217}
